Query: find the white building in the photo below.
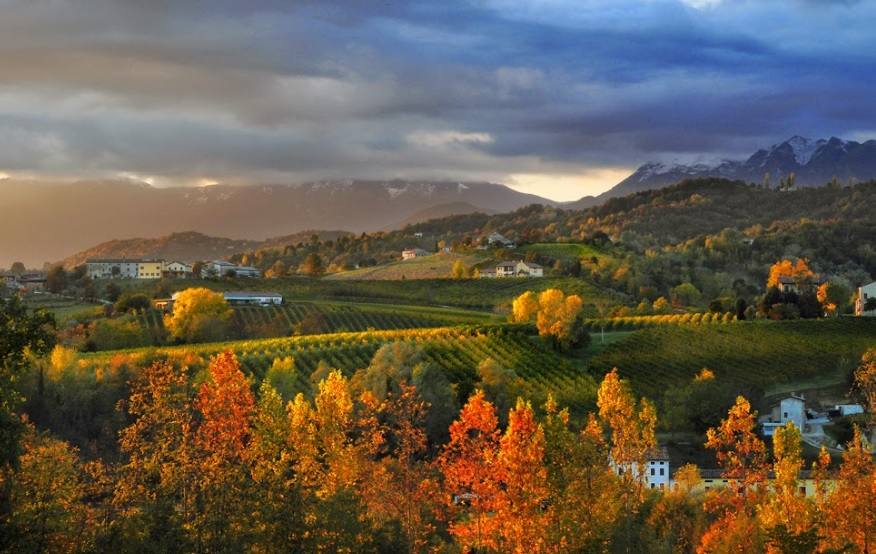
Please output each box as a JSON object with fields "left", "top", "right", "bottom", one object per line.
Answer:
{"left": 202, "top": 260, "right": 261, "bottom": 278}
{"left": 401, "top": 248, "right": 431, "bottom": 260}
{"left": 168, "top": 290, "right": 282, "bottom": 308}
{"left": 163, "top": 261, "right": 193, "bottom": 278}
{"left": 760, "top": 395, "right": 806, "bottom": 436}
{"left": 611, "top": 446, "right": 671, "bottom": 491}
{"left": 833, "top": 404, "right": 864, "bottom": 417}
{"left": 855, "top": 281, "right": 876, "bottom": 316}
{"left": 516, "top": 261, "right": 544, "bottom": 277}
{"left": 86, "top": 259, "right": 146, "bottom": 279}
{"left": 479, "top": 260, "right": 544, "bottom": 279}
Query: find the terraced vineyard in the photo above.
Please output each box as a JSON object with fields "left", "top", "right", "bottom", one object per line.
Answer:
{"left": 78, "top": 325, "right": 595, "bottom": 405}
{"left": 137, "top": 301, "right": 497, "bottom": 335}
{"left": 589, "top": 318, "right": 876, "bottom": 400}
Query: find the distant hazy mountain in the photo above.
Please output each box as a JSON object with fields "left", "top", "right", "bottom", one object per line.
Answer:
{"left": 570, "top": 136, "right": 876, "bottom": 209}
{"left": 0, "top": 180, "right": 553, "bottom": 267}
{"left": 385, "top": 201, "right": 495, "bottom": 230}
{"left": 60, "top": 230, "right": 351, "bottom": 268}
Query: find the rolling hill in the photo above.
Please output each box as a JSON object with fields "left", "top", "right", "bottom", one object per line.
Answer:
{"left": 0, "top": 179, "right": 553, "bottom": 267}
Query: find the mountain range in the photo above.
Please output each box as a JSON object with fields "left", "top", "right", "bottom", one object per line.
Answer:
{"left": 5, "top": 135, "right": 875, "bottom": 268}
{"left": 570, "top": 136, "right": 876, "bottom": 208}
{"left": 0, "top": 180, "right": 548, "bottom": 267}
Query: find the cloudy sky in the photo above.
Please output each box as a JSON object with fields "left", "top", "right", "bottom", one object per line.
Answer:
{"left": 0, "top": 0, "right": 874, "bottom": 201}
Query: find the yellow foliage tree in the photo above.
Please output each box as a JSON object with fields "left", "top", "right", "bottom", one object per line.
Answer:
{"left": 511, "top": 291, "right": 539, "bottom": 323}
{"left": 536, "top": 289, "right": 584, "bottom": 347}
{"left": 164, "top": 288, "right": 233, "bottom": 343}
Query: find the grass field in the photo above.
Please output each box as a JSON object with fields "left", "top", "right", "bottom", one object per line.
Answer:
{"left": 24, "top": 294, "right": 103, "bottom": 323}
{"left": 326, "top": 252, "right": 487, "bottom": 280}
{"left": 588, "top": 318, "right": 876, "bottom": 401}
{"left": 77, "top": 325, "right": 597, "bottom": 411}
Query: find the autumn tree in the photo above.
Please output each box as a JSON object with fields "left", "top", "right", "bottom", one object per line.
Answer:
{"left": 438, "top": 390, "right": 502, "bottom": 552}
{"left": 543, "top": 398, "right": 622, "bottom": 552}
{"left": 767, "top": 258, "right": 814, "bottom": 289}
{"left": 299, "top": 253, "right": 325, "bottom": 276}
{"left": 511, "top": 290, "right": 539, "bottom": 323}
{"left": 597, "top": 369, "right": 657, "bottom": 549}
{"left": 245, "top": 381, "right": 306, "bottom": 550}
{"left": 114, "top": 360, "right": 197, "bottom": 551}
{"left": 493, "top": 399, "right": 550, "bottom": 553}
{"left": 817, "top": 280, "right": 850, "bottom": 316}
{"left": 645, "top": 464, "right": 705, "bottom": 553}
{"left": 0, "top": 297, "right": 55, "bottom": 470}
{"left": 698, "top": 396, "right": 768, "bottom": 553}
{"left": 512, "top": 289, "right": 586, "bottom": 350}
{"left": 853, "top": 348, "right": 876, "bottom": 428}
{"left": 361, "top": 383, "right": 440, "bottom": 553}
{"left": 163, "top": 287, "right": 233, "bottom": 343}
{"left": 759, "top": 423, "right": 819, "bottom": 553}
{"left": 2, "top": 424, "right": 90, "bottom": 553}
{"left": 193, "top": 351, "right": 255, "bottom": 551}
{"left": 820, "top": 426, "right": 876, "bottom": 553}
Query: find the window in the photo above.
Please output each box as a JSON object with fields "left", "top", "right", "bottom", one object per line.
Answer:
{"left": 799, "top": 486, "right": 806, "bottom": 495}
{"left": 650, "top": 483, "right": 655, "bottom": 489}
{"left": 650, "top": 468, "right": 655, "bottom": 476}
{"left": 660, "top": 468, "right": 665, "bottom": 476}
{"left": 784, "top": 412, "right": 788, "bottom": 418}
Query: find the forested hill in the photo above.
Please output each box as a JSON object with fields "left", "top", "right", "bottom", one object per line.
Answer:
{"left": 228, "top": 178, "right": 876, "bottom": 309}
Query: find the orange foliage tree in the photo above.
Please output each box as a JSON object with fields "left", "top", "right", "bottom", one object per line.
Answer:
{"left": 193, "top": 351, "right": 255, "bottom": 551}
{"left": 758, "top": 423, "right": 819, "bottom": 553}
{"left": 438, "top": 390, "right": 502, "bottom": 552}
{"left": 493, "top": 399, "right": 550, "bottom": 553}
{"left": 820, "top": 426, "right": 876, "bottom": 553}
{"left": 698, "top": 396, "right": 768, "bottom": 553}
{"left": 767, "top": 259, "right": 814, "bottom": 288}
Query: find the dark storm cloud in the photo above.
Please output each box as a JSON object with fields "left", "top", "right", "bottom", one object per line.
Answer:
{"left": 0, "top": 0, "right": 874, "bottom": 197}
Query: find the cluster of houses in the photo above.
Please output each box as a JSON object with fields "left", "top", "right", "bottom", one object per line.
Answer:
{"left": 85, "top": 259, "right": 262, "bottom": 280}
{"left": 632, "top": 393, "right": 867, "bottom": 496}
{"left": 479, "top": 260, "right": 543, "bottom": 278}
{"left": 2, "top": 271, "right": 47, "bottom": 294}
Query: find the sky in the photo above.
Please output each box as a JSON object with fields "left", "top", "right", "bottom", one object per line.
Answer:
{"left": 0, "top": 0, "right": 874, "bottom": 201}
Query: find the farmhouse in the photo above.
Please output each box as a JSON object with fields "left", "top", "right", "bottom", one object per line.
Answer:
{"left": 611, "top": 446, "right": 671, "bottom": 490}
{"left": 202, "top": 260, "right": 261, "bottom": 278}
{"left": 855, "top": 281, "right": 876, "bottom": 316}
{"left": 479, "top": 260, "right": 544, "bottom": 279}
{"left": 776, "top": 276, "right": 821, "bottom": 295}
{"left": 401, "top": 248, "right": 430, "bottom": 260}
{"left": 162, "top": 261, "right": 193, "bottom": 279}
{"left": 759, "top": 394, "right": 829, "bottom": 437}
{"left": 484, "top": 232, "right": 516, "bottom": 249}
{"left": 2, "top": 271, "right": 47, "bottom": 292}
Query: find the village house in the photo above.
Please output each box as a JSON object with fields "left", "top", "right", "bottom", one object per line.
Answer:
{"left": 776, "top": 276, "right": 821, "bottom": 295}
{"left": 162, "top": 261, "right": 193, "bottom": 279}
{"left": 689, "top": 469, "right": 823, "bottom": 498}
{"left": 401, "top": 248, "right": 431, "bottom": 260}
{"left": 855, "top": 281, "right": 876, "bottom": 316}
{"left": 611, "top": 446, "right": 671, "bottom": 491}
{"left": 2, "top": 271, "right": 47, "bottom": 293}
{"left": 201, "top": 260, "right": 261, "bottom": 278}
{"left": 484, "top": 232, "right": 516, "bottom": 249}
{"left": 759, "top": 394, "right": 830, "bottom": 437}
{"left": 479, "top": 260, "right": 544, "bottom": 279}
